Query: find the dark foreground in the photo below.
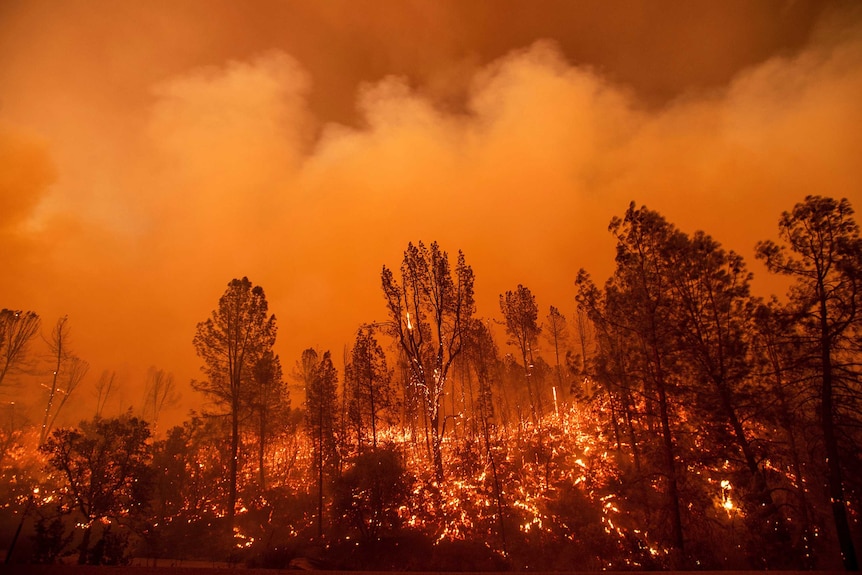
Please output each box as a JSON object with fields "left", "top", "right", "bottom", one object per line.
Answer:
{"left": 0, "top": 567, "right": 850, "bottom": 575}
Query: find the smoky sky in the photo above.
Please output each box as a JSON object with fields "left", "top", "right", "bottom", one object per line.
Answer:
{"left": 2, "top": 0, "right": 861, "bottom": 426}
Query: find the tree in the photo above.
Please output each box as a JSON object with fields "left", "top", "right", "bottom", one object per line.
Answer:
{"left": 192, "top": 277, "right": 277, "bottom": 526}
{"left": 545, "top": 306, "right": 569, "bottom": 398}
{"left": 250, "top": 351, "right": 287, "bottom": 490}
{"left": 40, "top": 414, "right": 153, "bottom": 564}
{"left": 666, "top": 230, "right": 796, "bottom": 565}
{"left": 346, "top": 326, "right": 396, "bottom": 452}
{"left": 40, "top": 316, "right": 88, "bottom": 445}
{"left": 0, "top": 309, "right": 40, "bottom": 388}
{"left": 142, "top": 367, "right": 179, "bottom": 434}
{"left": 463, "top": 318, "right": 508, "bottom": 552}
{"left": 577, "top": 204, "right": 687, "bottom": 560}
{"left": 500, "top": 285, "right": 543, "bottom": 424}
{"left": 334, "top": 446, "right": 409, "bottom": 543}
{"left": 381, "top": 241, "right": 475, "bottom": 481}
{"left": 753, "top": 300, "right": 818, "bottom": 567}
{"left": 756, "top": 195, "right": 862, "bottom": 570}
{"left": 93, "top": 371, "right": 116, "bottom": 418}
{"left": 297, "top": 348, "right": 339, "bottom": 537}
{"left": 146, "top": 416, "right": 234, "bottom": 562}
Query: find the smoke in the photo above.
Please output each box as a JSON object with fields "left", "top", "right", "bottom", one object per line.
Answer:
{"left": 1, "top": 3, "right": 861, "bottom": 427}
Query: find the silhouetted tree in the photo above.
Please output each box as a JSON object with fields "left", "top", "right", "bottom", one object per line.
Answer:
{"left": 500, "top": 285, "right": 542, "bottom": 424}
{"left": 464, "top": 319, "right": 499, "bottom": 445}
{"left": 147, "top": 416, "right": 234, "bottom": 562}
{"left": 40, "top": 316, "right": 88, "bottom": 445}
{"left": 154, "top": 415, "right": 231, "bottom": 524}
{"left": 666, "top": 230, "right": 794, "bottom": 565}
{"left": 297, "top": 348, "right": 339, "bottom": 537}
{"left": 40, "top": 414, "right": 153, "bottom": 564}
{"left": 148, "top": 424, "right": 189, "bottom": 561}
{"left": 346, "top": 326, "right": 396, "bottom": 452}
{"left": 93, "top": 371, "right": 116, "bottom": 418}
{"left": 575, "top": 273, "right": 641, "bottom": 458}
{"left": 0, "top": 309, "right": 40, "bottom": 388}
{"left": 192, "top": 277, "right": 277, "bottom": 526}
{"left": 577, "top": 204, "right": 687, "bottom": 562}
{"left": 381, "top": 241, "right": 475, "bottom": 481}
{"left": 545, "top": 305, "right": 569, "bottom": 399}
{"left": 334, "top": 446, "right": 409, "bottom": 543}
{"left": 753, "top": 300, "right": 818, "bottom": 567}
{"left": 250, "top": 351, "right": 287, "bottom": 490}
{"left": 757, "top": 195, "right": 862, "bottom": 570}
{"left": 463, "top": 318, "right": 508, "bottom": 552}
{"left": 142, "top": 367, "right": 179, "bottom": 434}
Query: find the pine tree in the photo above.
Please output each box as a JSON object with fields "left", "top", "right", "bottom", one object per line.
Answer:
{"left": 192, "top": 277, "right": 276, "bottom": 527}
{"left": 757, "top": 196, "right": 862, "bottom": 570}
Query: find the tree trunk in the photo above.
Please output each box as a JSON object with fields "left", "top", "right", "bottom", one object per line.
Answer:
{"left": 259, "top": 412, "right": 267, "bottom": 491}
{"left": 77, "top": 522, "right": 92, "bottom": 564}
{"left": 766, "top": 338, "right": 815, "bottom": 567}
{"left": 40, "top": 343, "right": 63, "bottom": 445}
{"left": 430, "top": 408, "right": 444, "bottom": 482}
{"left": 715, "top": 381, "right": 773, "bottom": 504}
{"left": 228, "top": 404, "right": 239, "bottom": 527}
{"left": 482, "top": 408, "right": 507, "bottom": 554}
{"left": 621, "top": 390, "right": 641, "bottom": 473}
{"left": 317, "top": 404, "right": 325, "bottom": 538}
{"left": 820, "top": 296, "right": 858, "bottom": 570}
{"left": 370, "top": 371, "right": 377, "bottom": 450}
{"left": 656, "top": 377, "right": 685, "bottom": 557}
{"left": 607, "top": 388, "right": 621, "bottom": 450}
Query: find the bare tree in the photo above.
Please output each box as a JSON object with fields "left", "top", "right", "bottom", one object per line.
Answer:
{"left": 381, "top": 241, "right": 475, "bottom": 481}
{"left": 40, "top": 316, "right": 88, "bottom": 445}
{"left": 0, "top": 309, "right": 40, "bottom": 388}
{"left": 574, "top": 306, "right": 593, "bottom": 375}
{"left": 143, "top": 367, "right": 179, "bottom": 434}
{"left": 93, "top": 371, "right": 116, "bottom": 418}
{"left": 544, "top": 305, "right": 569, "bottom": 403}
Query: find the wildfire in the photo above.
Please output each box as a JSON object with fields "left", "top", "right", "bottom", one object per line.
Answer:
{"left": 720, "top": 479, "right": 734, "bottom": 513}
{"left": 1, "top": 372, "right": 814, "bottom": 570}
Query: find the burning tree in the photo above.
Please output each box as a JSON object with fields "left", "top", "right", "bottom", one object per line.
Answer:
{"left": 10, "top": 201, "right": 862, "bottom": 571}
{"left": 381, "top": 241, "right": 475, "bottom": 482}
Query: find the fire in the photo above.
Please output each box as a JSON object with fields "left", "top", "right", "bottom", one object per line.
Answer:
{"left": 0, "top": 369, "right": 816, "bottom": 570}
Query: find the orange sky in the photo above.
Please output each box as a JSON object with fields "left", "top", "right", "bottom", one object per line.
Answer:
{"left": 2, "top": 0, "right": 862, "bottom": 428}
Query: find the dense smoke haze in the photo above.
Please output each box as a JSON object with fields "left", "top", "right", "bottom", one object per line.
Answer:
{"left": 2, "top": 0, "right": 862, "bottom": 426}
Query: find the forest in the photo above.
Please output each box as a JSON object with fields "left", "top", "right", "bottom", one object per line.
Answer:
{"left": 0, "top": 195, "right": 860, "bottom": 571}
